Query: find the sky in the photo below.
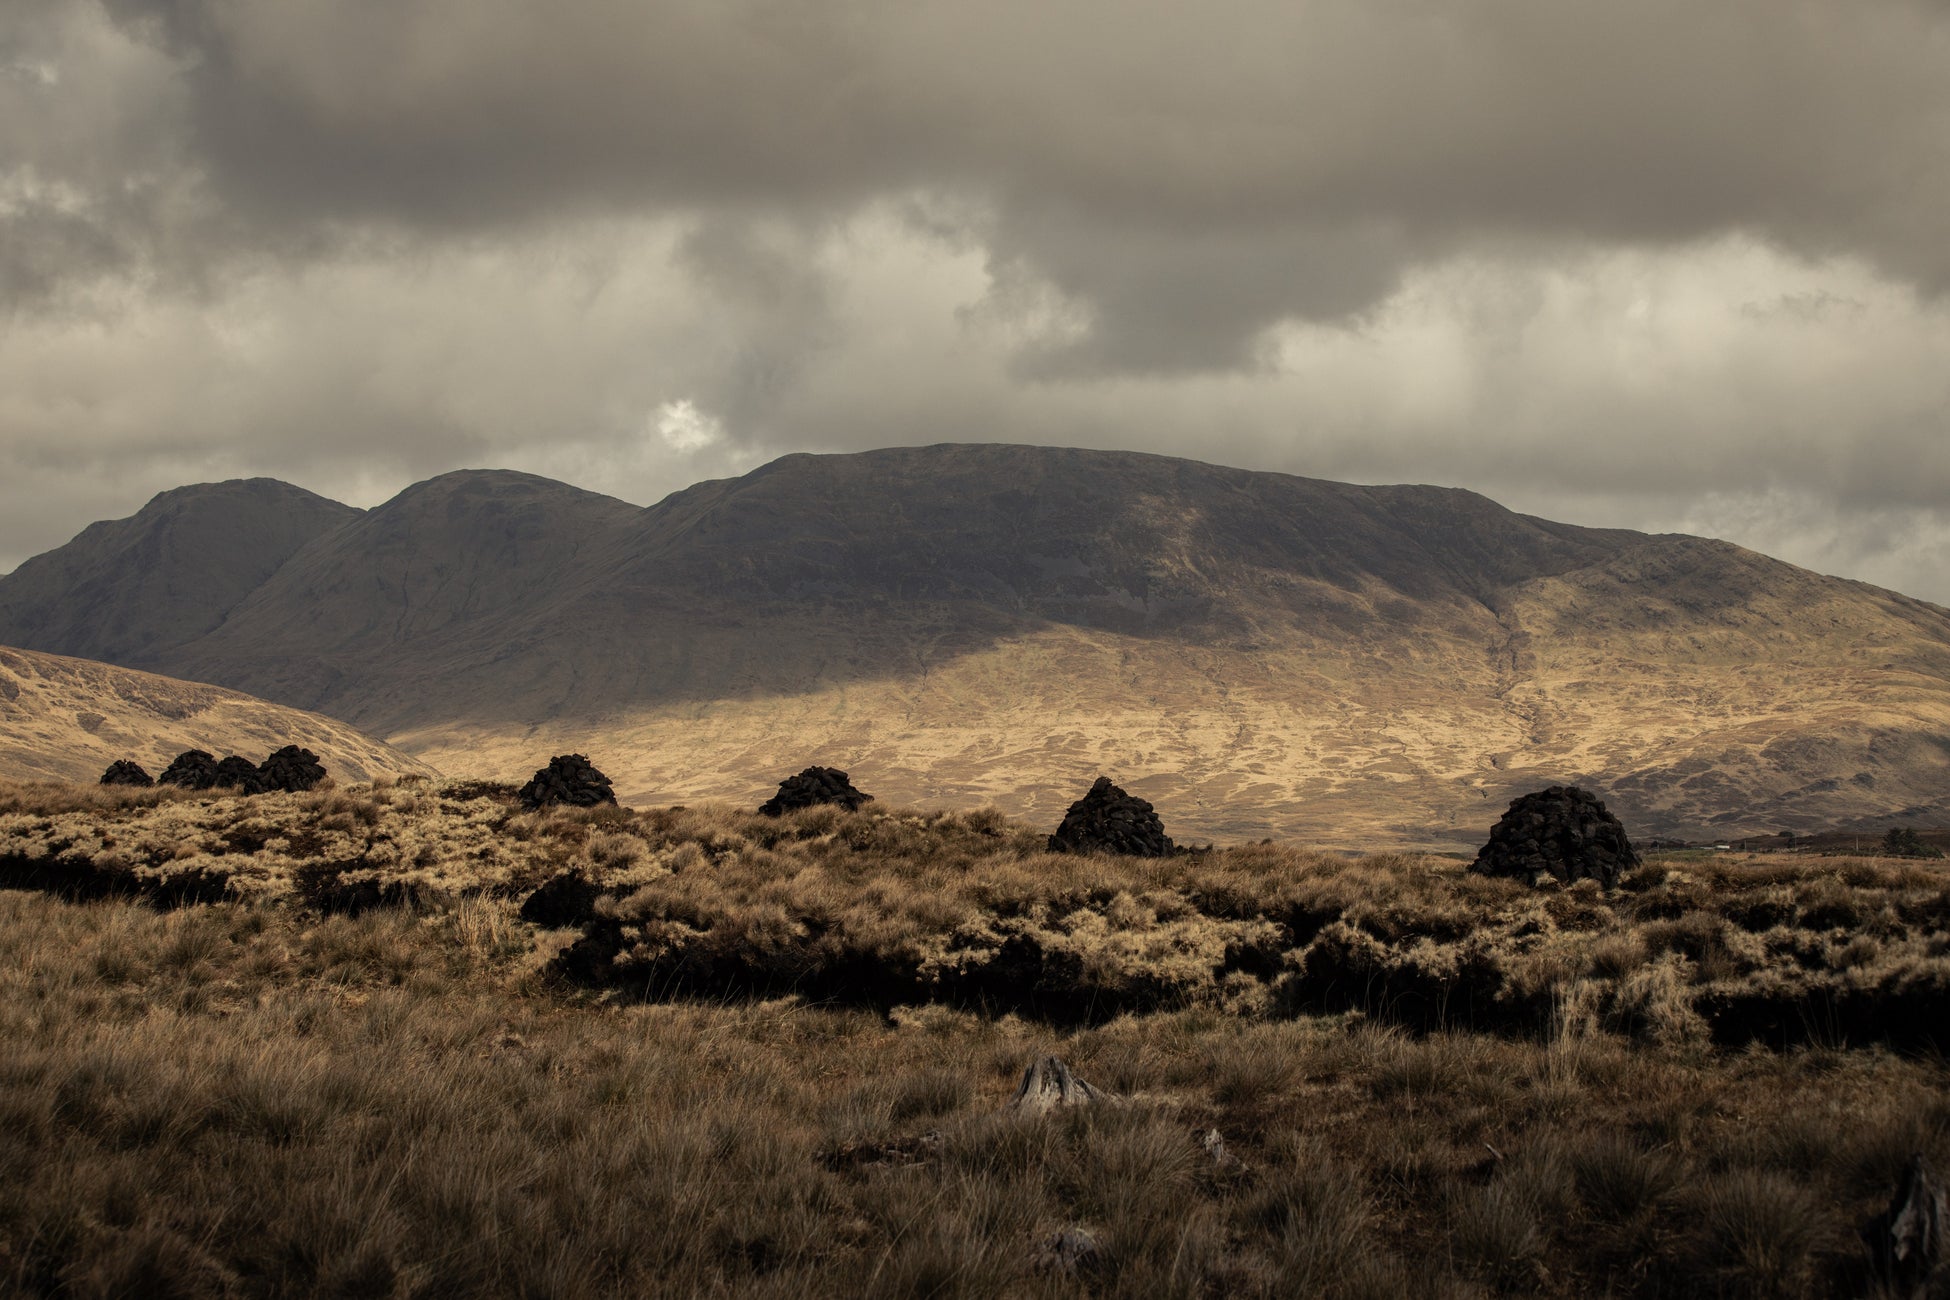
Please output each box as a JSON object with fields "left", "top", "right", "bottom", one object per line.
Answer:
{"left": 3, "top": 0, "right": 1949, "bottom": 602}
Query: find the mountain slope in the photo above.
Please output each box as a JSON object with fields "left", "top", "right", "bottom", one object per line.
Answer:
{"left": 2, "top": 446, "right": 1946, "bottom": 845}
{"left": 174, "top": 446, "right": 1652, "bottom": 729}
{"left": 0, "top": 480, "right": 360, "bottom": 668}
{"left": 0, "top": 645, "right": 437, "bottom": 786}
{"left": 167, "top": 469, "right": 643, "bottom": 712}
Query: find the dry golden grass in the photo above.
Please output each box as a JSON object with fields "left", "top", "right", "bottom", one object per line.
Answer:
{"left": 3, "top": 782, "right": 1949, "bottom": 1295}
{"left": 0, "top": 643, "right": 437, "bottom": 786}
{"left": 8, "top": 780, "right": 1950, "bottom": 1048}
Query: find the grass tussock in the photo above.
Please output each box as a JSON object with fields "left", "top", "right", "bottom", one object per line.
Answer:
{"left": 0, "top": 888, "right": 1944, "bottom": 1297}
{"left": 1, "top": 769, "right": 1948, "bottom": 1295}
{"left": 6, "top": 781, "right": 1950, "bottom": 1049}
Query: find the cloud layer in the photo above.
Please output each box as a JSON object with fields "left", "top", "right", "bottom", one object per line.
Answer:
{"left": 4, "top": 0, "right": 1948, "bottom": 600}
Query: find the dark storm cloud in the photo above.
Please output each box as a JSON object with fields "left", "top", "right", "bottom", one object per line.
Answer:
{"left": 4, "top": 1, "right": 1950, "bottom": 602}
{"left": 47, "top": 0, "right": 1950, "bottom": 368}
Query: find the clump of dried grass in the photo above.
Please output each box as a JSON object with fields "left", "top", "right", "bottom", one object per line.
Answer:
{"left": 6, "top": 781, "right": 1950, "bottom": 1050}
{"left": 0, "top": 885, "right": 1946, "bottom": 1297}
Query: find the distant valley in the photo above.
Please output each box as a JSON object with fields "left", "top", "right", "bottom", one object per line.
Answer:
{"left": 2, "top": 444, "right": 1946, "bottom": 848}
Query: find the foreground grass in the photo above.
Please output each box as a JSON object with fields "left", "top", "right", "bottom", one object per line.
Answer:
{"left": 2, "top": 888, "right": 1946, "bottom": 1298}
{"left": 3, "top": 781, "right": 1948, "bottom": 1295}
{"left": 8, "top": 780, "right": 1950, "bottom": 1047}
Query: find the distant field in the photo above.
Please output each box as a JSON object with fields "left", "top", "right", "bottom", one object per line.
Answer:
{"left": 1, "top": 779, "right": 1945, "bottom": 1296}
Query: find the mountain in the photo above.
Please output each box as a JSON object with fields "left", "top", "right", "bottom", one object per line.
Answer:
{"left": 165, "top": 469, "right": 643, "bottom": 715}
{"left": 0, "top": 645, "right": 437, "bottom": 786}
{"left": 0, "top": 479, "right": 360, "bottom": 669}
{"left": 3, "top": 445, "right": 1946, "bottom": 846}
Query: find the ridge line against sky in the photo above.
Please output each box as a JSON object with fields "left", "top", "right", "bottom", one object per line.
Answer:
{"left": 3, "top": 0, "right": 1948, "bottom": 602}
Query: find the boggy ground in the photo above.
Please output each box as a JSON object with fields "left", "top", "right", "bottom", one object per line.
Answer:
{"left": 1, "top": 779, "right": 1948, "bottom": 1296}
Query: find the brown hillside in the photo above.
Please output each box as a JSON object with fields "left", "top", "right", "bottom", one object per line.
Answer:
{"left": 0, "top": 645, "right": 437, "bottom": 785}
{"left": 3, "top": 446, "right": 1947, "bottom": 845}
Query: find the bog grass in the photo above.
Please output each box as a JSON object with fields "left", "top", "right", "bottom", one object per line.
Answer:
{"left": 1, "top": 779, "right": 1947, "bottom": 1295}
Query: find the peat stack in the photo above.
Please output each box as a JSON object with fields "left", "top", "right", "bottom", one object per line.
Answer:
{"left": 213, "top": 755, "right": 269, "bottom": 792}
{"left": 1047, "top": 776, "right": 1174, "bottom": 857}
{"left": 1471, "top": 785, "right": 1639, "bottom": 887}
{"left": 258, "top": 745, "right": 327, "bottom": 793}
{"left": 758, "top": 766, "right": 873, "bottom": 816}
{"left": 99, "top": 760, "right": 154, "bottom": 787}
{"left": 517, "top": 754, "right": 617, "bottom": 810}
{"left": 158, "top": 749, "right": 220, "bottom": 790}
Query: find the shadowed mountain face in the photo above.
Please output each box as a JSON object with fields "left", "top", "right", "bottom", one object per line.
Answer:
{"left": 0, "top": 479, "right": 360, "bottom": 669}
{"left": 3, "top": 446, "right": 1947, "bottom": 845}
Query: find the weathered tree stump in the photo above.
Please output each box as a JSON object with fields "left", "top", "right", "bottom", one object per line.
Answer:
{"left": 517, "top": 754, "right": 616, "bottom": 810}
{"left": 1047, "top": 776, "right": 1174, "bottom": 857}
{"left": 1470, "top": 785, "right": 1639, "bottom": 887}
{"left": 758, "top": 766, "right": 873, "bottom": 816}
{"left": 158, "top": 749, "right": 220, "bottom": 790}
{"left": 258, "top": 745, "right": 327, "bottom": 793}
{"left": 1007, "top": 1055, "right": 1113, "bottom": 1114}
{"left": 99, "top": 760, "right": 154, "bottom": 787}
{"left": 1866, "top": 1152, "right": 1947, "bottom": 1299}
{"left": 1031, "top": 1227, "right": 1104, "bottom": 1277}
{"left": 1203, "top": 1128, "right": 1245, "bottom": 1175}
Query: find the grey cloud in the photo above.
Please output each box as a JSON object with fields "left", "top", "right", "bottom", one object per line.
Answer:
{"left": 672, "top": 217, "right": 841, "bottom": 433}
{"left": 47, "top": 0, "right": 1950, "bottom": 371}
{"left": 5, "top": 1, "right": 1950, "bottom": 609}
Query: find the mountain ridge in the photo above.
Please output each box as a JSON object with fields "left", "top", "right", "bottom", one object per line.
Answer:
{"left": 0, "top": 479, "right": 361, "bottom": 669}
{"left": 2, "top": 445, "right": 1945, "bottom": 845}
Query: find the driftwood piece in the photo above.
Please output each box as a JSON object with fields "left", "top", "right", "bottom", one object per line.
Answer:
{"left": 1866, "top": 1152, "right": 1948, "bottom": 1299}
{"left": 1007, "top": 1055, "right": 1113, "bottom": 1115}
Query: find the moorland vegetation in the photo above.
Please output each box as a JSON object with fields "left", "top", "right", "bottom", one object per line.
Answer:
{"left": 1, "top": 776, "right": 1947, "bottom": 1296}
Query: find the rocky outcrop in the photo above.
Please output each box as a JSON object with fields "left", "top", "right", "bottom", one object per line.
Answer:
{"left": 158, "top": 749, "right": 220, "bottom": 790}
{"left": 99, "top": 759, "right": 154, "bottom": 787}
{"left": 1047, "top": 776, "right": 1174, "bottom": 857}
{"left": 758, "top": 766, "right": 873, "bottom": 816}
{"left": 517, "top": 754, "right": 616, "bottom": 810}
{"left": 1471, "top": 785, "right": 1639, "bottom": 887}
{"left": 257, "top": 744, "right": 327, "bottom": 793}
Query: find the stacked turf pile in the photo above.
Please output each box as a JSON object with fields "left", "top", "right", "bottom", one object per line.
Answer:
{"left": 517, "top": 754, "right": 617, "bottom": 810}
{"left": 758, "top": 766, "right": 874, "bottom": 816}
{"left": 1471, "top": 785, "right": 1639, "bottom": 887}
{"left": 1047, "top": 776, "right": 1174, "bottom": 857}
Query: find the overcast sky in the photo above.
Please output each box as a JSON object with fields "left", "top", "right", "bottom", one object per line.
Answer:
{"left": 4, "top": 0, "right": 1949, "bottom": 602}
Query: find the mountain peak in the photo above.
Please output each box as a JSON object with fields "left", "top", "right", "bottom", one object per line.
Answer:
{"left": 383, "top": 468, "right": 642, "bottom": 512}
{"left": 5, "top": 444, "right": 1946, "bottom": 844}
{"left": 0, "top": 478, "right": 360, "bottom": 668}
